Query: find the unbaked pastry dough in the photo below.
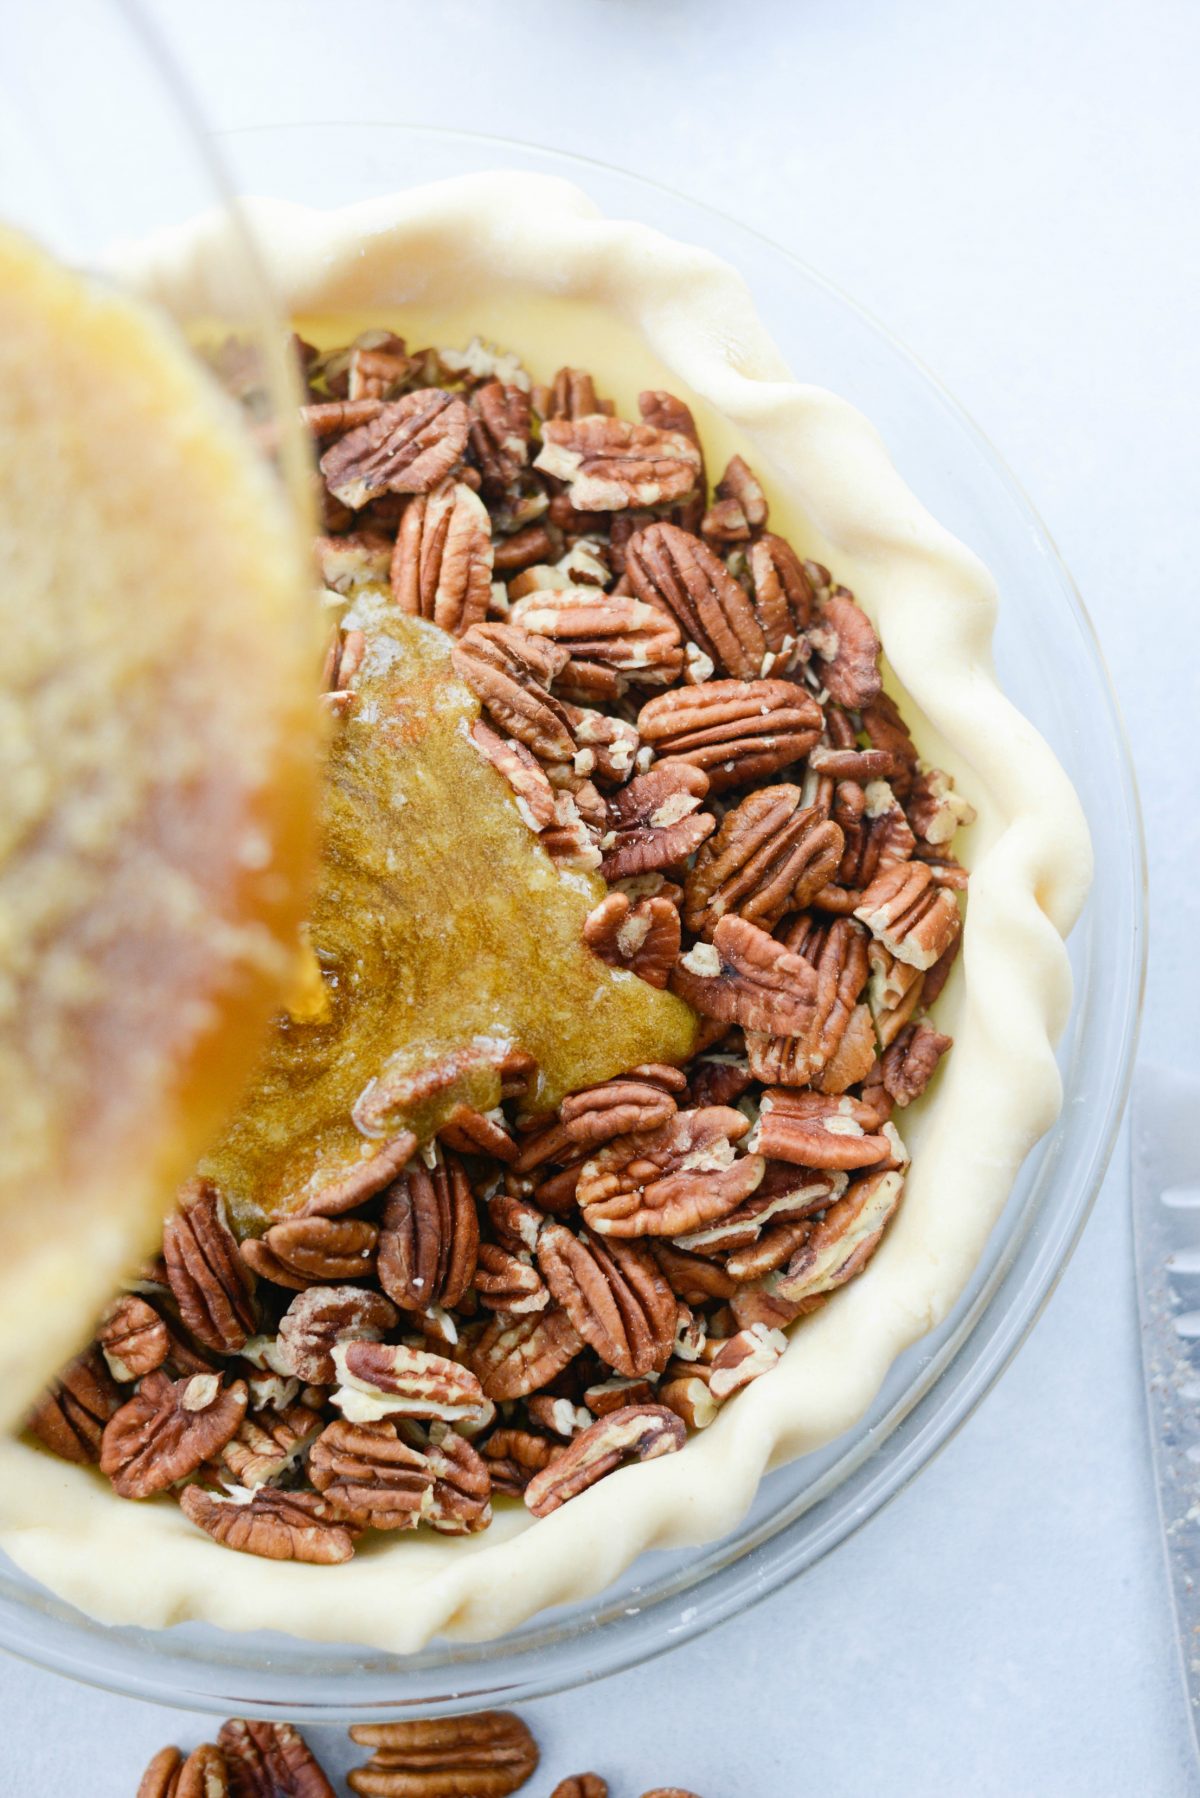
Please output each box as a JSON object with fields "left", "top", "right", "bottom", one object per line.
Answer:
{"left": 0, "top": 174, "right": 1091, "bottom": 1650}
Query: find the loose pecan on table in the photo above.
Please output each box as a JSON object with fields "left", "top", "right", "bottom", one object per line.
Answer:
{"left": 218, "top": 1718, "right": 337, "bottom": 1798}
{"left": 348, "top": 1712, "right": 539, "bottom": 1798}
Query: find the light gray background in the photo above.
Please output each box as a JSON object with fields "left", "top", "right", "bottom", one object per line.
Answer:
{"left": 4, "top": 0, "right": 1197, "bottom": 1791}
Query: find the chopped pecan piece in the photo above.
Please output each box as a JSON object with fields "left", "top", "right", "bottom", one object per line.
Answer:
{"left": 687, "top": 1053, "right": 753, "bottom": 1110}
{"left": 321, "top": 389, "right": 470, "bottom": 507}
{"left": 535, "top": 415, "right": 702, "bottom": 511}
{"left": 474, "top": 1242, "right": 550, "bottom": 1314}
{"left": 309, "top": 1416, "right": 434, "bottom": 1531}
{"left": 451, "top": 622, "right": 575, "bottom": 761}
{"left": 471, "top": 1307, "right": 584, "bottom": 1401}
{"left": 240, "top": 1217, "right": 379, "bottom": 1291}
{"left": 95, "top": 1295, "right": 170, "bottom": 1383}
{"left": 347, "top": 339, "right": 415, "bottom": 402}
{"left": 562, "top": 700, "right": 641, "bottom": 786}
{"left": 709, "top": 454, "right": 768, "bottom": 538}
{"left": 682, "top": 785, "right": 843, "bottom": 937}
{"left": 598, "top": 763, "right": 715, "bottom": 880}
{"left": 221, "top": 1401, "right": 324, "bottom": 1488}
{"left": 180, "top": 1484, "right": 356, "bottom": 1565}
{"left": 577, "top": 1106, "right": 763, "bottom": 1238}
{"left": 671, "top": 915, "right": 819, "bottom": 1039}
{"left": 808, "top": 586, "right": 882, "bottom": 709}
{"left": 626, "top": 522, "right": 766, "bottom": 679}
{"left": 854, "top": 861, "right": 962, "bottom": 970}
{"left": 468, "top": 380, "right": 531, "bottom": 493}
{"left": 921, "top": 929, "right": 962, "bottom": 1007}
{"left": 332, "top": 1341, "right": 487, "bottom": 1424}
{"left": 390, "top": 479, "right": 494, "bottom": 636}
{"left": 748, "top": 533, "right": 814, "bottom": 649}
{"left": 26, "top": 1345, "right": 121, "bottom": 1463}
{"left": 348, "top": 1713, "right": 539, "bottom": 1798}
{"left": 439, "top": 1103, "right": 519, "bottom": 1163}
{"left": 511, "top": 585, "right": 683, "bottom": 686}
{"left": 524, "top": 1403, "right": 685, "bottom": 1517}
{"left": 582, "top": 890, "right": 681, "bottom": 987}
{"left": 315, "top": 532, "right": 393, "bottom": 596}
{"left": 707, "top": 1322, "right": 787, "bottom": 1400}
{"left": 907, "top": 766, "right": 977, "bottom": 845}
{"left": 866, "top": 939, "right": 926, "bottom": 1048}
{"left": 163, "top": 1179, "right": 257, "bottom": 1355}
{"left": 470, "top": 720, "right": 557, "bottom": 830}
{"left": 880, "top": 1020, "right": 953, "bottom": 1105}
{"left": 100, "top": 1370, "right": 247, "bottom": 1498}
{"left": 276, "top": 1286, "right": 398, "bottom": 1384}
{"left": 421, "top": 1424, "right": 493, "bottom": 1534}
{"left": 537, "top": 1222, "right": 678, "bottom": 1377}
{"left": 658, "top": 1367, "right": 719, "bottom": 1431}
{"left": 776, "top": 1169, "right": 905, "bottom": 1304}
{"left": 750, "top": 1090, "right": 892, "bottom": 1170}
{"left": 636, "top": 679, "right": 822, "bottom": 793}
{"left": 377, "top": 1154, "right": 480, "bottom": 1314}
{"left": 218, "top": 1719, "right": 337, "bottom": 1798}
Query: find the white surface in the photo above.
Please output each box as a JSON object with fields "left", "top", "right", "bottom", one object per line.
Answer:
{"left": 2, "top": 0, "right": 1196, "bottom": 1790}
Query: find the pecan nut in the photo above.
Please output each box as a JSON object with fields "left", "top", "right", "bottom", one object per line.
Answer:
{"left": 808, "top": 586, "right": 883, "bottom": 708}
{"left": 95, "top": 1294, "right": 170, "bottom": 1383}
{"left": 422, "top": 1424, "right": 493, "bottom": 1534}
{"left": 511, "top": 586, "right": 683, "bottom": 686}
{"left": 26, "top": 1345, "right": 121, "bottom": 1463}
{"left": 331, "top": 1340, "right": 487, "bottom": 1424}
{"left": 750, "top": 1090, "right": 893, "bottom": 1170}
{"left": 854, "top": 861, "right": 962, "bottom": 970}
{"left": 473, "top": 1241, "right": 550, "bottom": 1314}
{"left": 636, "top": 679, "right": 822, "bottom": 793}
{"left": 775, "top": 1169, "right": 905, "bottom": 1304}
{"left": 389, "top": 479, "right": 494, "bottom": 637}
{"left": 748, "top": 532, "right": 814, "bottom": 648}
{"left": 179, "top": 1484, "right": 355, "bottom": 1565}
{"left": 866, "top": 939, "right": 926, "bottom": 1048}
{"left": 468, "top": 380, "right": 531, "bottom": 493}
{"left": 377, "top": 1154, "right": 480, "bottom": 1314}
{"left": 744, "top": 916, "right": 870, "bottom": 1085}
{"left": 880, "top": 1020, "right": 953, "bottom": 1106}
{"left": 137, "top": 1743, "right": 232, "bottom": 1798}
{"left": 221, "top": 1401, "right": 324, "bottom": 1488}
{"left": 241, "top": 1217, "right": 379, "bottom": 1291}
{"left": 163, "top": 1179, "right": 257, "bottom": 1354}
{"left": 582, "top": 891, "right": 681, "bottom": 988}
{"left": 308, "top": 1416, "right": 434, "bottom": 1531}
{"left": 577, "top": 1106, "right": 764, "bottom": 1238}
{"left": 523, "top": 1403, "right": 685, "bottom": 1516}
{"left": 626, "top": 522, "right": 767, "bottom": 678}
{"left": 348, "top": 1712, "right": 539, "bottom": 1798}
{"left": 481, "top": 1426, "right": 559, "bottom": 1495}
{"left": 470, "top": 720, "right": 557, "bottom": 830}
{"left": 276, "top": 1285, "right": 399, "bottom": 1383}
{"left": 537, "top": 1222, "right": 678, "bottom": 1377}
{"left": 682, "top": 786, "right": 843, "bottom": 938}
{"left": 814, "top": 1001, "right": 878, "bottom": 1094}
{"left": 551, "top": 1779, "right": 608, "bottom": 1798}
{"left": 535, "top": 415, "right": 701, "bottom": 511}
{"left": 451, "top": 622, "right": 575, "bottom": 761}
{"left": 599, "top": 763, "right": 715, "bottom": 880}
{"left": 321, "top": 390, "right": 470, "bottom": 507}
{"left": 218, "top": 1719, "right": 337, "bottom": 1798}
{"left": 671, "top": 915, "right": 819, "bottom": 1039}
{"left": 471, "top": 1307, "right": 583, "bottom": 1401}
{"left": 100, "top": 1369, "right": 247, "bottom": 1498}
{"left": 906, "top": 766, "right": 977, "bottom": 846}
{"left": 534, "top": 366, "right": 612, "bottom": 421}
{"left": 707, "top": 1322, "right": 787, "bottom": 1400}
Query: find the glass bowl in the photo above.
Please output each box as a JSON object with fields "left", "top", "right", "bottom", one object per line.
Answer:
{"left": 0, "top": 120, "right": 1145, "bottom": 1720}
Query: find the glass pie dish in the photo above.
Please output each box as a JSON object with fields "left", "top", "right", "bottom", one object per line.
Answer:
{"left": 0, "top": 117, "right": 1145, "bottom": 1718}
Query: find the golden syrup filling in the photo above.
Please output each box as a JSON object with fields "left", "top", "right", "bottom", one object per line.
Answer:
{"left": 201, "top": 599, "right": 697, "bottom": 1234}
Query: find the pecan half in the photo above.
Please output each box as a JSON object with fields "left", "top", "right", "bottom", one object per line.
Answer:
{"left": 218, "top": 1719, "right": 336, "bottom": 1798}
{"left": 321, "top": 390, "right": 470, "bottom": 507}
{"left": 551, "top": 1778, "right": 608, "bottom": 1798}
{"left": 470, "top": 720, "right": 557, "bottom": 830}
{"left": 348, "top": 1713, "right": 539, "bottom": 1798}
{"left": 651, "top": 1241, "right": 740, "bottom": 1304}
{"left": 682, "top": 786, "right": 843, "bottom": 938}
{"left": 599, "top": 763, "right": 715, "bottom": 880}
{"left": 100, "top": 1370, "right": 247, "bottom": 1498}
{"left": 744, "top": 916, "right": 870, "bottom": 1084}
{"left": 474, "top": 1242, "right": 550, "bottom": 1314}
{"left": 471, "top": 1307, "right": 583, "bottom": 1401}
{"left": 535, "top": 416, "right": 701, "bottom": 511}
{"left": 377, "top": 1154, "right": 480, "bottom": 1314}
{"left": 331, "top": 1341, "right": 487, "bottom": 1424}
{"left": 626, "top": 523, "right": 766, "bottom": 679}
{"left": 880, "top": 1020, "right": 953, "bottom": 1105}
{"left": 221, "top": 1401, "right": 324, "bottom": 1488}
{"left": 301, "top": 397, "right": 385, "bottom": 440}
{"left": 390, "top": 479, "right": 494, "bottom": 636}
{"left": 138, "top": 1743, "right": 232, "bottom": 1798}
{"left": 26, "top": 1345, "right": 121, "bottom": 1463}
{"left": 481, "top": 1426, "right": 558, "bottom": 1495}
{"left": 750, "top": 1090, "right": 892, "bottom": 1170}
{"left": 309, "top": 1417, "right": 434, "bottom": 1530}
{"left": 537, "top": 1223, "right": 678, "bottom": 1377}
{"left": 748, "top": 532, "right": 814, "bottom": 649}
{"left": 775, "top": 1169, "right": 904, "bottom": 1304}
{"left": 582, "top": 890, "right": 681, "bottom": 988}
{"left": 296, "top": 1131, "right": 419, "bottom": 1220}
{"left": 866, "top": 939, "right": 926, "bottom": 1048}
{"left": 451, "top": 623, "right": 575, "bottom": 761}
{"left": 577, "top": 1106, "right": 763, "bottom": 1238}
{"left": 524, "top": 1403, "right": 685, "bottom": 1516}
{"left": 468, "top": 380, "right": 531, "bottom": 493}
{"left": 422, "top": 1424, "right": 493, "bottom": 1534}
{"left": 493, "top": 520, "right": 557, "bottom": 573}
{"left": 703, "top": 454, "right": 767, "bottom": 546}
{"left": 316, "top": 532, "right": 393, "bottom": 596}
{"left": 854, "top": 861, "right": 962, "bottom": 970}
{"left": 860, "top": 691, "right": 919, "bottom": 794}
{"left": 163, "top": 1179, "right": 257, "bottom": 1354}
{"left": 534, "top": 366, "right": 611, "bottom": 421}
{"left": 241, "top": 1218, "right": 379, "bottom": 1291}
{"left": 671, "top": 915, "right": 818, "bottom": 1038}
{"left": 636, "top": 680, "right": 822, "bottom": 793}
{"left": 907, "top": 766, "right": 977, "bottom": 846}
{"left": 808, "top": 587, "right": 882, "bottom": 709}
{"left": 814, "top": 1001, "right": 877, "bottom": 1094}
{"left": 675, "top": 1165, "right": 845, "bottom": 1257}
{"left": 511, "top": 583, "right": 682, "bottom": 681}
{"left": 179, "top": 1484, "right": 355, "bottom": 1565}
{"left": 276, "top": 1286, "right": 399, "bottom": 1384}
{"left": 707, "top": 1323, "right": 787, "bottom": 1400}
{"left": 96, "top": 1295, "right": 170, "bottom": 1383}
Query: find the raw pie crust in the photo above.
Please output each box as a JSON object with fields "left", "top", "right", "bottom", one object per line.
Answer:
{"left": 0, "top": 174, "right": 1091, "bottom": 1650}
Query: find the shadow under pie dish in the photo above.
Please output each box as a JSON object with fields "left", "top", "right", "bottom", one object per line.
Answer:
{"left": 0, "top": 173, "right": 1092, "bottom": 1654}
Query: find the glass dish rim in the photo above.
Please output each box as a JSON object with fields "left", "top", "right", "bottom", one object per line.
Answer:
{"left": 0, "top": 116, "right": 1147, "bottom": 1718}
